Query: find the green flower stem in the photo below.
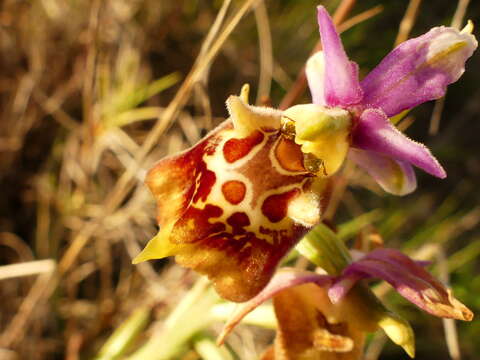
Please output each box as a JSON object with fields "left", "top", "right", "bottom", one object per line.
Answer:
{"left": 126, "top": 277, "right": 220, "bottom": 360}
{"left": 193, "top": 334, "right": 234, "bottom": 360}
{"left": 94, "top": 307, "right": 151, "bottom": 360}
{"left": 295, "top": 223, "right": 351, "bottom": 275}
{"left": 210, "top": 303, "right": 277, "bottom": 329}
{"left": 124, "top": 279, "right": 278, "bottom": 360}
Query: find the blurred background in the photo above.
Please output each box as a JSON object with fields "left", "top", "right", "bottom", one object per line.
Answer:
{"left": 0, "top": 0, "right": 479, "bottom": 359}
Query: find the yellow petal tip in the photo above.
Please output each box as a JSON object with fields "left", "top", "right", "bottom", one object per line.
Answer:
{"left": 461, "top": 20, "right": 474, "bottom": 34}
{"left": 132, "top": 250, "right": 153, "bottom": 264}
{"left": 131, "top": 255, "right": 144, "bottom": 265}
{"left": 132, "top": 232, "right": 175, "bottom": 264}
{"left": 240, "top": 83, "right": 250, "bottom": 103}
{"left": 378, "top": 313, "right": 416, "bottom": 358}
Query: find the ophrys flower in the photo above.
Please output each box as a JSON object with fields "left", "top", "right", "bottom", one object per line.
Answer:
{"left": 134, "top": 6, "right": 477, "bottom": 302}
{"left": 292, "top": 6, "right": 477, "bottom": 195}
{"left": 134, "top": 85, "right": 330, "bottom": 302}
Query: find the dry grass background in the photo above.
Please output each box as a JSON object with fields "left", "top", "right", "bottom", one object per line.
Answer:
{"left": 0, "top": 1, "right": 479, "bottom": 359}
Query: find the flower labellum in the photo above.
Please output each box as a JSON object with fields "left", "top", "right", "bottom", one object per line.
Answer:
{"left": 134, "top": 85, "right": 334, "bottom": 302}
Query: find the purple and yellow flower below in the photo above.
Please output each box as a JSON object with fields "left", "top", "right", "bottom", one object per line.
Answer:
{"left": 218, "top": 249, "right": 472, "bottom": 360}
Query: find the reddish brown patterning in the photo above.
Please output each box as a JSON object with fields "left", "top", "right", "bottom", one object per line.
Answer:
{"left": 134, "top": 93, "right": 330, "bottom": 302}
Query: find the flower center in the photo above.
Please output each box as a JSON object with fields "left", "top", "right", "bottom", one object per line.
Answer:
{"left": 282, "top": 104, "right": 352, "bottom": 177}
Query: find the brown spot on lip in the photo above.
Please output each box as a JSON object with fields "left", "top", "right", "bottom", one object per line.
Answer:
{"left": 227, "top": 212, "right": 251, "bottom": 234}
{"left": 223, "top": 130, "right": 264, "bottom": 163}
{"left": 262, "top": 188, "right": 300, "bottom": 223}
{"left": 222, "top": 180, "right": 246, "bottom": 205}
{"left": 193, "top": 163, "right": 216, "bottom": 203}
{"left": 275, "top": 137, "right": 307, "bottom": 172}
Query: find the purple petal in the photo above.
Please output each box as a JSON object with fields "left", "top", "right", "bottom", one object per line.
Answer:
{"left": 361, "top": 26, "right": 477, "bottom": 117}
{"left": 306, "top": 51, "right": 326, "bottom": 105}
{"left": 217, "top": 268, "right": 332, "bottom": 345}
{"left": 330, "top": 248, "right": 473, "bottom": 321}
{"left": 353, "top": 108, "right": 446, "bottom": 178}
{"left": 328, "top": 274, "right": 360, "bottom": 303}
{"left": 349, "top": 148, "right": 417, "bottom": 195}
{"left": 316, "top": 6, "right": 363, "bottom": 107}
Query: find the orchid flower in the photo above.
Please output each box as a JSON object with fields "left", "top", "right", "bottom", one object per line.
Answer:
{"left": 218, "top": 248, "right": 472, "bottom": 359}
{"left": 295, "top": 6, "right": 477, "bottom": 195}
{"left": 134, "top": 6, "right": 477, "bottom": 303}
{"left": 134, "top": 85, "right": 330, "bottom": 302}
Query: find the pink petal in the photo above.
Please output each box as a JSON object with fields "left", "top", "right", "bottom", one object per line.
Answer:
{"left": 330, "top": 249, "right": 473, "bottom": 321}
{"left": 327, "top": 274, "right": 360, "bottom": 304}
{"left": 361, "top": 26, "right": 477, "bottom": 117}
{"left": 352, "top": 109, "right": 446, "bottom": 178}
{"left": 316, "top": 6, "right": 363, "bottom": 107}
{"left": 349, "top": 148, "right": 417, "bottom": 195}
{"left": 306, "top": 51, "right": 326, "bottom": 106}
{"left": 217, "top": 268, "right": 332, "bottom": 345}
